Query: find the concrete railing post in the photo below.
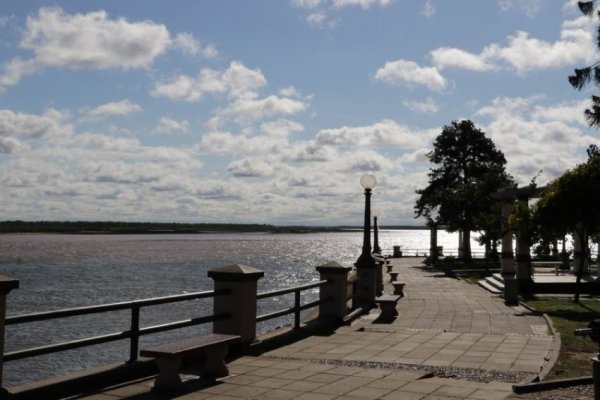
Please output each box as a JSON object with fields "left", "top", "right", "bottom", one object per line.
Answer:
{"left": 0, "top": 276, "right": 19, "bottom": 394}
{"left": 316, "top": 261, "right": 352, "bottom": 326}
{"left": 208, "top": 264, "right": 264, "bottom": 345}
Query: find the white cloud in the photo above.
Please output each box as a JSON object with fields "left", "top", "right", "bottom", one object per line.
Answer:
{"left": 498, "top": 0, "right": 546, "bottom": 17}
{"left": 430, "top": 16, "right": 598, "bottom": 74}
{"left": 155, "top": 117, "right": 189, "bottom": 134}
{"left": 402, "top": 98, "right": 439, "bottom": 113}
{"left": 315, "top": 119, "right": 432, "bottom": 148}
{"left": 173, "top": 33, "right": 218, "bottom": 58}
{"left": 152, "top": 61, "right": 266, "bottom": 102}
{"left": 332, "top": 0, "right": 391, "bottom": 9}
{"left": 422, "top": 1, "right": 436, "bottom": 17}
{"left": 227, "top": 158, "right": 274, "bottom": 177}
{"left": 198, "top": 120, "right": 303, "bottom": 155}
{"left": 0, "top": 136, "right": 23, "bottom": 154}
{"left": 21, "top": 7, "right": 169, "bottom": 70}
{"left": 430, "top": 47, "right": 494, "bottom": 71}
{"left": 216, "top": 95, "right": 308, "bottom": 124}
{"left": 86, "top": 99, "right": 143, "bottom": 118}
{"left": 307, "top": 12, "right": 327, "bottom": 28}
{"left": 292, "top": 0, "right": 323, "bottom": 8}
{"left": 374, "top": 59, "right": 447, "bottom": 92}
{"left": 0, "top": 7, "right": 217, "bottom": 92}
{"left": 0, "top": 108, "right": 72, "bottom": 154}
{"left": 260, "top": 119, "right": 304, "bottom": 137}
{"left": 337, "top": 149, "right": 395, "bottom": 172}
{"left": 474, "top": 96, "right": 597, "bottom": 181}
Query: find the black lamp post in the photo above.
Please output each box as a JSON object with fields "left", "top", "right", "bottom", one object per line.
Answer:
{"left": 372, "top": 208, "right": 382, "bottom": 255}
{"left": 355, "top": 174, "right": 377, "bottom": 269}
{"left": 355, "top": 174, "right": 377, "bottom": 310}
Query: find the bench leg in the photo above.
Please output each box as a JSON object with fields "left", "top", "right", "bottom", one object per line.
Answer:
{"left": 154, "top": 357, "right": 183, "bottom": 389}
{"left": 201, "top": 346, "right": 229, "bottom": 378}
{"left": 393, "top": 286, "right": 404, "bottom": 297}
{"left": 379, "top": 303, "right": 398, "bottom": 322}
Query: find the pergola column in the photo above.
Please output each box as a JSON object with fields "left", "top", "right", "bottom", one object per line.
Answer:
{"left": 501, "top": 201, "right": 515, "bottom": 276}
{"left": 458, "top": 230, "right": 464, "bottom": 258}
{"left": 515, "top": 197, "right": 532, "bottom": 290}
{"left": 429, "top": 224, "right": 438, "bottom": 260}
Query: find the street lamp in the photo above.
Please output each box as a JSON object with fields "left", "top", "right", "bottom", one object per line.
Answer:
{"left": 372, "top": 208, "right": 382, "bottom": 255}
{"left": 355, "top": 174, "right": 377, "bottom": 269}
{"left": 355, "top": 174, "right": 377, "bottom": 310}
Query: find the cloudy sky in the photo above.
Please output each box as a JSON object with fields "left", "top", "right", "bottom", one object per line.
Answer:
{"left": 0, "top": 0, "right": 598, "bottom": 226}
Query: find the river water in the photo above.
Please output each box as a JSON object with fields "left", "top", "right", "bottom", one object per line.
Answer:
{"left": 0, "top": 230, "right": 477, "bottom": 387}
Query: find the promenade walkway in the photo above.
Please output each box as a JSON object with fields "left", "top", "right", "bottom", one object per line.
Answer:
{"left": 62, "top": 258, "right": 558, "bottom": 400}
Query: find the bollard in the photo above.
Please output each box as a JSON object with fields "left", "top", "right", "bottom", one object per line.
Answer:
{"left": 0, "top": 276, "right": 19, "bottom": 395}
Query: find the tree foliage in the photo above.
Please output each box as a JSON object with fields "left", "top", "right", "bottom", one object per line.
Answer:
{"left": 533, "top": 145, "right": 600, "bottom": 301}
{"left": 533, "top": 146, "right": 600, "bottom": 237}
{"left": 568, "top": 1, "right": 600, "bottom": 127}
{"left": 415, "top": 120, "right": 512, "bottom": 259}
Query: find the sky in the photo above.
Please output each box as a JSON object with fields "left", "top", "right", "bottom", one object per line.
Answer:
{"left": 0, "top": 0, "right": 599, "bottom": 226}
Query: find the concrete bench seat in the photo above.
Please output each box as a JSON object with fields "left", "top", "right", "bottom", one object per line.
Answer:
{"left": 140, "top": 333, "right": 240, "bottom": 389}
{"left": 385, "top": 263, "right": 393, "bottom": 273}
{"left": 392, "top": 281, "right": 405, "bottom": 297}
{"left": 388, "top": 271, "right": 398, "bottom": 282}
{"left": 532, "top": 261, "right": 567, "bottom": 276}
{"left": 375, "top": 294, "right": 400, "bottom": 322}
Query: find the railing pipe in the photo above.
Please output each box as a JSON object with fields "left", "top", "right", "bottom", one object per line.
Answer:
{"left": 6, "top": 289, "right": 228, "bottom": 326}
{"left": 256, "top": 280, "right": 326, "bottom": 299}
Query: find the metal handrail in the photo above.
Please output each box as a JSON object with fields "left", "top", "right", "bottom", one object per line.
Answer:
{"left": 5, "top": 288, "right": 230, "bottom": 363}
{"left": 256, "top": 280, "right": 328, "bottom": 329}
{"left": 256, "top": 280, "right": 326, "bottom": 299}
{"left": 6, "top": 289, "right": 228, "bottom": 325}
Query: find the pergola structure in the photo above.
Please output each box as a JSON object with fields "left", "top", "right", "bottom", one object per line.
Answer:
{"left": 491, "top": 184, "right": 545, "bottom": 293}
{"left": 491, "top": 184, "right": 590, "bottom": 298}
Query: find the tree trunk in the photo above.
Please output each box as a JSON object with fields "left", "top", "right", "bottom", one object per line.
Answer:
{"left": 574, "top": 229, "right": 587, "bottom": 303}
{"left": 463, "top": 229, "right": 472, "bottom": 263}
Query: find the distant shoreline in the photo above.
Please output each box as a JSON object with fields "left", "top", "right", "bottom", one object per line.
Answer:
{"left": 0, "top": 220, "right": 427, "bottom": 234}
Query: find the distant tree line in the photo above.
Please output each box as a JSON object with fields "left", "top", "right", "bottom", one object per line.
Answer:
{"left": 0, "top": 221, "right": 427, "bottom": 234}
{"left": 0, "top": 221, "right": 276, "bottom": 234}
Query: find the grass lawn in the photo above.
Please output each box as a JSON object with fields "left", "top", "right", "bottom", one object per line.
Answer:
{"left": 523, "top": 297, "right": 600, "bottom": 380}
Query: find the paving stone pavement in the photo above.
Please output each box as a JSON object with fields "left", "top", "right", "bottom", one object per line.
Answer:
{"left": 65, "top": 258, "right": 558, "bottom": 400}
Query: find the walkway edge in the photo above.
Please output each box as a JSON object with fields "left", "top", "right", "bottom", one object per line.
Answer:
{"left": 517, "top": 300, "right": 562, "bottom": 383}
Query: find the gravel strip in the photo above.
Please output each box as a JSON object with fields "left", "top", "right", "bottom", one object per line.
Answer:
{"left": 528, "top": 385, "right": 594, "bottom": 399}
{"left": 260, "top": 355, "right": 531, "bottom": 383}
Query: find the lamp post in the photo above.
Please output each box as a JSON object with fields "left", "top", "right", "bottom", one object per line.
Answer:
{"left": 372, "top": 208, "right": 382, "bottom": 255}
{"left": 355, "top": 174, "right": 377, "bottom": 311}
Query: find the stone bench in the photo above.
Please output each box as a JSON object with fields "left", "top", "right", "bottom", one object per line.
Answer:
{"left": 385, "top": 263, "right": 393, "bottom": 273}
{"left": 532, "top": 261, "right": 566, "bottom": 276}
{"left": 140, "top": 333, "right": 241, "bottom": 389}
{"left": 389, "top": 271, "right": 398, "bottom": 282}
{"left": 392, "top": 281, "right": 405, "bottom": 297}
{"left": 375, "top": 294, "right": 400, "bottom": 322}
